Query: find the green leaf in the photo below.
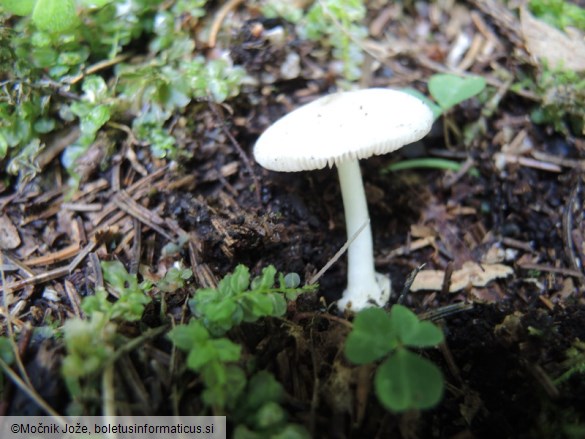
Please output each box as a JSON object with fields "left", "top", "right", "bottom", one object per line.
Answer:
{"left": 168, "top": 320, "right": 209, "bottom": 351}
{"left": 268, "top": 293, "right": 287, "bottom": 317}
{"left": 401, "top": 321, "right": 444, "bottom": 348}
{"left": 211, "top": 338, "right": 241, "bottom": 363}
{"left": 81, "top": 105, "right": 110, "bottom": 134}
{"left": 344, "top": 308, "right": 396, "bottom": 364}
{"left": 190, "top": 288, "right": 219, "bottom": 313}
{"left": 282, "top": 272, "right": 301, "bottom": 289}
{"left": 390, "top": 305, "right": 444, "bottom": 348}
{"left": 32, "top": 0, "right": 80, "bottom": 33}
{"left": 254, "top": 401, "right": 286, "bottom": 429}
{"left": 242, "top": 371, "right": 285, "bottom": 410}
{"left": 242, "top": 293, "right": 275, "bottom": 320}
{"left": 230, "top": 265, "right": 250, "bottom": 294}
{"left": 101, "top": 260, "right": 139, "bottom": 293}
{"left": 374, "top": 348, "right": 444, "bottom": 412}
{"left": 203, "top": 364, "right": 247, "bottom": 409}
{"left": 428, "top": 74, "right": 486, "bottom": 111}
{"left": 251, "top": 265, "right": 277, "bottom": 291}
{"left": 187, "top": 342, "right": 215, "bottom": 371}
{"left": 204, "top": 300, "right": 239, "bottom": 325}
{"left": 82, "top": 76, "right": 109, "bottom": 103}
{"left": 1, "top": 0, "right": 36, "bottom": 15}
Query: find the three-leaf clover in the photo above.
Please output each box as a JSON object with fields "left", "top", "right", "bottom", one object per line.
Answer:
{"left": 345, "top": 305, "right": 444, "bottom": 412}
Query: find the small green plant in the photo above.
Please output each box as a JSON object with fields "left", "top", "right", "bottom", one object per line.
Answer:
{"left": 263, "top": 0, "right": 367, "bottom": 82}
{"left": 61, "top": 259, "right": 154, "bottom": 413}
{"left": 405, "top": 73, "right": 487, "bottom": 121}
{"left": 1, "top": 0, "right": 81, "bottom": 33}
{"left": 169, "top": 264, "right": 314, "bottom": 434}
{"left": 344, "top": 305, "right": 444, "bottom": 412}
{"left": 168, "top": 319, "right": 245, "bottom": 410}
{"left": 1, "top": 0, "right": 245, "bottom": 182}
{"left": 82, "top": 260, "right": 153, "bottom": 321}
{"left": 554, "top": 339, "right": 585, "bottom": 385}
{"left": 526, "top": 66, "right": 585, "bottom": 135}
{"left": 301, "top": 0, "right": 367, "bottom": 81}
{"left": 189, "top": 264, "right": 315, "bottom": 336}
{"left": 387, "top": 73, "right": 486, "bottom": 174}
{"left": 157, "top": 263, "right": 193, "bottom": 293}
{"left": 232, "top": 371, "right": 310, "bottom": 439}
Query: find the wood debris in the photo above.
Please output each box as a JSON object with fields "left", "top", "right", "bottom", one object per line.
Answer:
{"left": 410, "top": 261, "right": 514, "bottom": 293}
{"left": 0, "top": 214, "right": 21, "bottom": 249}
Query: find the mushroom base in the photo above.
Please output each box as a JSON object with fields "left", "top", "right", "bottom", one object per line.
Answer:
{"left": 337, "top": 272, "right": 391, "bottom": 311}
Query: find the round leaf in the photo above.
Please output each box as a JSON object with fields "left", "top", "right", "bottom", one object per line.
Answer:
{"left": 230, "top": 265, "right": 250, "bottom": 294}
{"left": 401, "top": 321, "right": 444, "bottom": 347}
{"left": 428, "top": 74, "right": 486, "bottom": 111}
{"left": 32, "top": 0, "right": 80, "bottom": 33}
{"left": 345, "top": 308, "right": 396, "bottom": 364}
{"left": 390, "top": 305, "right": 444, "bottom": 348}
{"left": 283, "top": 272, "right": 301, "bottom": 288}
{"left": 374, "top": 349, "right": 444, "bottom": 412}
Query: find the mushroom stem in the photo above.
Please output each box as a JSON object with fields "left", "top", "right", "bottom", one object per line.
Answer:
{"left": 336, "top": 159, "right": 391, "bottom": 311}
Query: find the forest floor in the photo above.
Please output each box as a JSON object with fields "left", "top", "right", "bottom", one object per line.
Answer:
{"left": 1, "top": 1, "right": 585, "bottom": 438}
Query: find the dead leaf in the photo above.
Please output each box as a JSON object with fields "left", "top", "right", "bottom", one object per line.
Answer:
{"left": 410, "top": 261, "right": 514, "bottom": 293}
{"left": 0, "top": 214, "right": 21, "bottom": 249}
{"left": 520, "top": 7, "right": 585, "bottom": 71}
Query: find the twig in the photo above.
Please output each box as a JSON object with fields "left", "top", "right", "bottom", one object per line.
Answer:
{"left": 207, "top": 0, "right": 244, "bottom": 48}
{"left": 397, "top": 263, "right": 426, "bottom": 305}
{"left": 0, "top": 356, "right": 66, "bottom": 420}
{"left": 518, "top": 262, "right": 584, "bottom": 278}
{"left": 113, "top": 191, "right": 174, "bottom": 240}
{"left": 68, "top": 54, "right": 130, "bottom": 85}
{"left": 307, "top": 220, "right": 369, "bottom": 285}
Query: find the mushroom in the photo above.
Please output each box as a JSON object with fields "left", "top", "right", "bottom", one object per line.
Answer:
{"left": 254, "top": 88, "right": 433, "bottom": 311}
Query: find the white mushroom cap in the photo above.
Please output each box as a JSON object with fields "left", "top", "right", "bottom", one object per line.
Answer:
{"left": 254, "top": 88, "right": 434, "bottom": 172}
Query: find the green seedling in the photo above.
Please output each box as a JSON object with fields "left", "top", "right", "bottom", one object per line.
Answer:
{"left": 170, "top": 264, "right": 315, "bottom": 422}
{"left": 157, "top": 263, "right": 193, "bottom": 293}
{"left": 404, "top": 73, "right": 486, "bottom": 121}
{"left": 264, "top": 0, "right": 367, "bottom": 82}
{"left": 396, "top": 73, "right": 487, "bottom": 170}
{"left": 169, "top": 319, "right": 245, "bottom": 410}
{"left": 302, "top": 0, "right": 367, "bottom": 81}
{"left": 345, "top": 305, "right": 444, "bottom": 412}
{"left": 189, "top": 264, "right": 316, "bottom": 336}
{"left": 429, "top": 74, "right": 487, "bottom": 114}
{"left": 232, "top": 371, "right": 310, "bottom": 439}
{"left": 82, "top": 260, "right": 152, "bottom": 321}
{"left": 61, "top": 259, "right": 154, "bottom": 413}
{"left": 517, "top": 65, "right": 585, "bottom": 135}
{"left": 554, "top": 340, "right": 585, "bottom": 385}
{"left": 1, "top": 0, "right": 244, "bottom": 179}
